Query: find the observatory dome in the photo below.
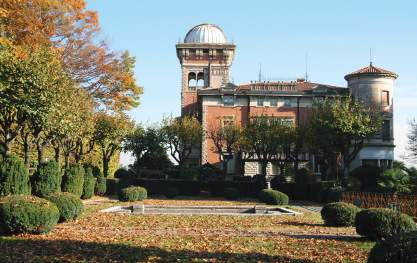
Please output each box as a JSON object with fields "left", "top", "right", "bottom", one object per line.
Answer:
{"left": 184, "top": 24, "right": 227, "bottom": 44}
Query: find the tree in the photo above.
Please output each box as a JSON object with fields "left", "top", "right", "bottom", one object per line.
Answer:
{"left": 93, "top": 112, "right": 134, "bottom": 177}
{"left": 0, "top": 44, "right": 68, "bottom": 161}
{"left": 240, "top": 116, "right": 296, "bottom": 179}
{"left": 0, "top": 0, "right": 143, "bottom": 112}
{"left": 309, "top": 96, "right": 382, "bottom": 178}
{"left": 208, "top": 121, "right": 241, "bottom": 172}
{"left": 162, "top": 115, "right": 202, "bottom": 168}
{"left": 124, "top": 125, "right": 172, "bottom": 170}
{"left": 407, "top": 119, "right": 417, "bottom": 162}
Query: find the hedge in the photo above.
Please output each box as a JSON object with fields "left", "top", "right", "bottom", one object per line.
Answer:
{"left": 0, "top": 195, "right": 59, "bottom": 234}
{"left": 106, "top": 178, "right": 120, "bottom": 196}
{"left": 134, "top": 179, "right": 202, "bottom": 196}
{"left": 0, "top": 155, "right": 31, "bottom": 196}
{"left": 321, "top": 202, "right": 360, "bottom": 227}
{"left": 62, "top": 165, "right": 84, "bottom": 197}
{"left": 82, "top": 167, "right": 96, "bottom": 199}
{"left": 165, "top": 187, "right": 179, "bottom": 199}
{"left": 258, "top": 189, "right": 289, "bottom": 205}
{"left": 32, "top": 160, "right": 61, "bottom": 197}
{"left": 368, "top": 231, "right": 417, "bottom": 263}
{"left": 271, "top": 181, "right": 336, "bottom": 203}
{"left": 46, "top": 192, "right": 83, "bottom": 222}
{"left": 207, "top": 180, "right": 262, "bottom": 198}
{"left": 118, "top": 186, "right": 147, "bottom": 202}
{"left": 224, "top": 187, "right": 239, "bottom": 200}
{"left": 355, "top": 208, "right": 416, "bottom": 240}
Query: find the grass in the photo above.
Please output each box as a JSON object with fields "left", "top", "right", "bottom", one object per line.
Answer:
{"left": 0, "top": 196, "right": 374, "bottom": 262}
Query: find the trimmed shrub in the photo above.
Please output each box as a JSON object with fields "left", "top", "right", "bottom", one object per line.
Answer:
{"left": 178, "top": 167, "right": 200, "bottom": 181}
{"left": 62, "top": 165, "right": 85, "bottom": 197}
{"left": 368, "top": 231, "right": 417, "bottom": 263}
{"left": 224, "top": 187, "right": 239, "bottom": 200}
{"left": 114, "top": 168, "right": 130, "bottom": 179}
{"left": 32, "top": 160, "right": 61, "bottom": 197}
{"left": 355, "top": 208, "right": 416, "bottom": 240}
{"left": 82, "top": 167, "right": 96, "bottom": 199}
{"left": 46, "top": 192, "right": 83, "bottom": 222}
{"left": 0, "top": 195, "right": 59, "bottom": 234}
{"left": 321, "top": 202, "right": 360, "bottom": 227}
{"left": 118, "top": 186, "right": 147, "bottom": 202}
{"left": 95, "top": 176, "right": 107, "bottom": 196}
{"left": 165, "top": 187, "right": 179, "bottom": 199}
{"left": 258, "top": 189, "right": 289, "bottom": 205}
{"left": 0, "top": 155, "right": 31, "bottom": 196}
{"left": 106, "top": 178, "right": 120, "bottom": 196}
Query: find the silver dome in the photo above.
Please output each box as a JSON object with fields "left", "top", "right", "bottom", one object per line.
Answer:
{"left": 184, "top": 24, "right": 227, "bottom": 44}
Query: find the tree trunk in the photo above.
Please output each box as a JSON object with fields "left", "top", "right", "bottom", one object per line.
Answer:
{"left": 103, "top": 156, "right": 109, "bottom": 178}
{"left": 54, "top": 146, "right": 60, "bottom": 162}
{"left": 37, "top": 141, "right": 44, "bottom": 165}
{"left": 23, "top": 139, "right": 30, "bottom": 168}
{"left": 64, "top": 153, "right": 70, "bottom": 169}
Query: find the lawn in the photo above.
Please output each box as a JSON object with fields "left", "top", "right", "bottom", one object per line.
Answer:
{"left": 0, "top": 197, "right": 374, "bottom": 262}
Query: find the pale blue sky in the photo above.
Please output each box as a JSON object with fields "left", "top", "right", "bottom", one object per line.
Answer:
{"left": 86, "top": 0, "right": 417, "bottom": 166}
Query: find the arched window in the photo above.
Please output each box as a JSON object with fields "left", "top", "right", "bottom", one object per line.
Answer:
{"left": 197, "top": 72, "right": 205, "bottom": 87}
{"left": 188, "top": 72, "right": 196, "bottom": 90}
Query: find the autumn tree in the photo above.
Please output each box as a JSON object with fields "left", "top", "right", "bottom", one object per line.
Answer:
{"left": 0, "top": 43, "right": 68, "bottom": 162}
{"left": 93, "top": 112, "right": 134, "bottom": 177}
{"left": 208, "top": 121, "right": 241, "bottom": 172}
{"left": 162, "top": 116, "right": 202, "bottom": 168}
{"left": 240, "top": 117, "right": 296, "bottom": 180}
{"left": 0, "top": 0, "right": 143, "bottom": 112}
{"left": 309, "top": 96, "right": 382, "bottom": 178}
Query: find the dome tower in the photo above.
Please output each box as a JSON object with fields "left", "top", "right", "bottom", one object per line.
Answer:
{"left": 345, "top": 63, "right": 398, "bottom": 169}
{"left": 176, "top": 24, "right": 236, "bottom": 115}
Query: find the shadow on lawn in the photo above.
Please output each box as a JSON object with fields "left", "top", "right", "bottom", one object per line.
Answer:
{"left": 276, "top": 221, "right": 324, "bottom": 227}
{"left": 281, "top": 233, "right": 363, "bottom": 242}
{"left": 0, "top": 238, "right": 317, "bottom": 263}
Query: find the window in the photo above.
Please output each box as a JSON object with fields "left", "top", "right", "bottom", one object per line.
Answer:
{"left": 270, "top": 98, "right": 278, "bottom": 107}
{"left": 221, "top": 116, "right": 235, "bottom": 127}
{"left": 382, "top": 91, "right": 390, "bottom": 106}
{"left": 223, "top": 95, "right": 234, "bottom": 106}
{"left": 257, "top": 97, "right": 264, "bottom": 106}
{"left": 382, "top": 120, "right": 390, "bottom": 141}
{"left": 380, "top": 159, "right": 393, "bottom": 170}
{"left": 283, "top": 98, "right": 292, "bottom": 107}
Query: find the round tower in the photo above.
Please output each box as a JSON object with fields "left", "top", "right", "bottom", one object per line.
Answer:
{"left": 176, "top": 24, "right": 236, "bottom": 115}
{"left": 344, "top": 63, "right": 398, "bottom": 169}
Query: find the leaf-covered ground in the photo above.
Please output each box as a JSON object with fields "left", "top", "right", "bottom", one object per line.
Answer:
{"left": 0, "top": 197, "right": 374, "bottom": 262}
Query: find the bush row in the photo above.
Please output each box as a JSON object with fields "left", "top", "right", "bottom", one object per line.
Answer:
{"left": 321, "top": 202, "right": 416, "bottom": 241}
{"left": 0, "top": 193, "right": 83, "bottom": 235}
{"left": 0, "top": 156, "right": 104, "bottom": 200}
{"left": 271, "top": 181, "right": 336, "bottom": 203}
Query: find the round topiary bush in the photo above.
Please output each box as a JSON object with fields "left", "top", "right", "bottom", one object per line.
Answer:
{"left": 32, "top": 160, "right": 61, "bottom": 197}
{"left": 368, "top": 231, "right": 417, "bottom": 263}
{"left": 0, "top": 155, "right": 31, "bottom": 196}
{"left": 46, "top": 192, "right": 83, "bottom": 222}
{"left": 224, "top": 187, "right": 239, "bottom": 200}
{"left": 0, "top": 195, "right": 59, "bottom": 234}
{"left": 258, "top": 189, "right": 289, "bottom": 205}
{"left": 62, "top": 165, "right": 84, "bottom": 197}
{"left": 321, "top": 202, "right": 360, "bottom": 227}
{"left": 114, "top": 168, "right": 130, "bottom": 179}
{"left": 82, "top": 167, "right": 96, "bottom": 200}
{"left": 165, "top": 187, "right": 179, "bottom": 199}
{"left": 350, "top": 165, "right": 382, "bottom": 191}
{"left": 95, "top": 176, "right": 107, "bottom": 196}
{"left": 118, "top": 186, "right": 147, "bottom": 202}
{"left": 355, "top": 208, "right": 416, "bottom": 240}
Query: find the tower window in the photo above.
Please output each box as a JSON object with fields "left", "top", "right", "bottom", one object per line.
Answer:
{"left": 382, "top": 120, "right": 390, "bottom": 141}
{"left": 270, "top": 98, "right": 278, "bottom": 107}
{"left": 284, "top": 98, "right": 292, "bottom": 107}
{"left": 223, "top": 95, "right": 234, "bottom": 106}
{"left": 382, "top": 91, "right": 390, "bottom": 106}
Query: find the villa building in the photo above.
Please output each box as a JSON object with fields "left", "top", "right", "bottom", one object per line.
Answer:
{"left": 176, "top": 24, "right": 398, "bottom": 176}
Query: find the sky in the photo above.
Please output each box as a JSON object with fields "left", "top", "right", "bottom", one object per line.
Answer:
{"left": 86, "top": 0, "right": 417, "bottom": 166}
